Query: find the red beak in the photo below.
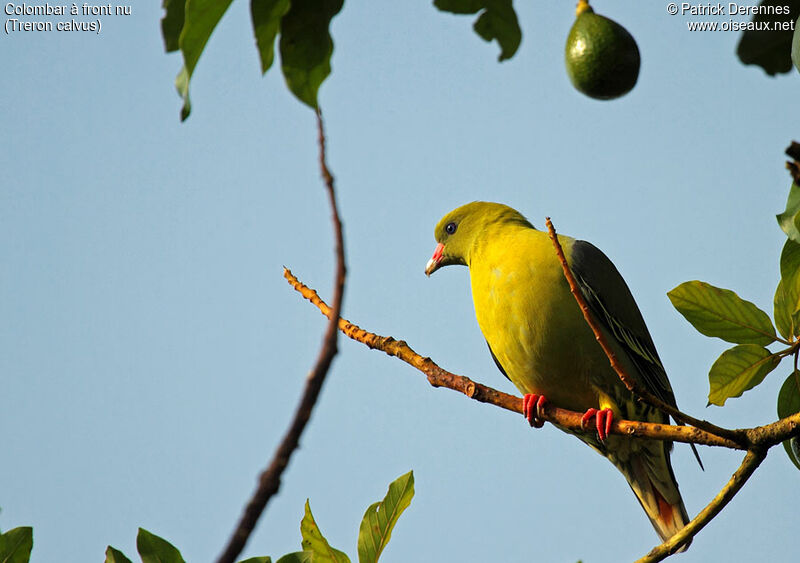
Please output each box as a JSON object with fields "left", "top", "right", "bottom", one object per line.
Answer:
{"left": 425, "top": 242, "right": 445, "bottom": 276}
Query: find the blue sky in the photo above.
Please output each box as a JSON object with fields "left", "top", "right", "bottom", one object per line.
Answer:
{"left": 1, "top": 2, "right": 798, "bottom": 562}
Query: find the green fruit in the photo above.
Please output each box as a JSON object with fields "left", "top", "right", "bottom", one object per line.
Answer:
{"left": 565, "top": 4, "right": 640, "bottom": 100}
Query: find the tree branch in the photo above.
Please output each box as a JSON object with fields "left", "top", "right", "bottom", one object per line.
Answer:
{"left": 283, "top": 269, "right": 749, "bottom": 450}
{"left": 217, "top": 110, "right": 346, "bottom": 563}
{"left": 284, "top": 268, "right": 800, "bottom": 563}
{"left": 747, "top": 411, "right": 800, "bottom": 447}
{"left": 544, "top": 217, "right": 747, "bottom": 446}
{"left": 635, "top": 449, "right": 767, "bottom": 562}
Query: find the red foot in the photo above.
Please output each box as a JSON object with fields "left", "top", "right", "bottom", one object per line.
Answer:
{"left": 522, "top": 394, "right": 548, "bottom": 428}
{"left": 581, "top": 408, "right": 614, "bottom": 441}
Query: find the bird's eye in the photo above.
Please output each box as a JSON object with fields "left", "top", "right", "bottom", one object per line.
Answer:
{"left": 445, "top": 222, "right": 457, "bottom": 235}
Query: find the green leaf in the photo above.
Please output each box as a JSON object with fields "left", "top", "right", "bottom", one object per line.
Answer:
{"left": 777, "top": 371, "right": 800, "bottom": 470}
{"left": 180, "top": 0, "right": 234, "bottom": 79}
{"left": 251, "top": 0, "right": 291, "bottom": 74}
{"left": 777, "top": 182, "right": 800, "bottom": 242}
{"left": 137, "top": 528, "right": 185, "bottom": 563}
{"left": 434, "top": 0, "right": 483, "bottom": 13}
{"left": 472, "top": 0, "right": 521, "bottom": 62}
{"left": 793, "top": 16, "right": 800, "bottom": 72}
{"left": 279, "top": 0, "right": 344, "bottom": 109}
{"left": 105, "top": 546, "right": 134, "bottom": 563}
{"left": 299, "top": 500, "right": 350, "bottom": 563}
{"left": 174, "top": 0, "right": 235, "bottom": 120}
{"left": 161, "top": 0, "right": 186, "bottom": 53}
{"left": 668, "top": 281, "right": 777, "bottom": 345}
{"left": 174, "top": 66, "right": 192, "bottom": 122}
{"left": 0, "top": 527, "right": 33, "bottom": 563}
{"left": 357, "top": 471, "right": 415, "bottom": 563}
{"left": 434, "top": 0, "right": 521, "bottom": 61}
{"left": 780, "top": 239, "right": 800, "bottom": 324}
{"left": 276, "top": 554, "right": 313, "bottom": 563}
{"left": 774, "top": 280, "right": 794, "bottom": 340}
{"left": 736, "top": 0, "right": 800, "bottom": 75}
{"left": 238, "top": 558, "right": 272, "bottom": 563}
{"left": 786, "top": 436, "right": 800, "bottom": 470}
{"left": 708, "top": 344, "right": 780, "bottom": 406}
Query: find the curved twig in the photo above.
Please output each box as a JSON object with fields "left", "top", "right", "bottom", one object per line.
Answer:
{"left": 636, "top": 449, "right": 767, "bottom": 562}
{"left": 544, "top": 217, "right": 747, "bottom": 445}
{"left": 284, "top": 269, "right": 749, "bottom": 450}
{"left": 217, "top": 110, "right": 346, "bottom": 563}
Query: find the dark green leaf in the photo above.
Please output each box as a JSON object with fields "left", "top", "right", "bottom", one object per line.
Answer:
{"left": 472, "top": 0, "right": 521, "bottom": 61}
{"left": 180, "top": 0, "right": 234, "bottom": 77}
{"left": 434, "top": 0, "right": 521, "bottom": 61}
{"left": 299, "top": 500, "right": 350, "bottom": 563}
{"left": 777, "top": 182, "right": 800, "bottom": 241}
{"left": 175, "top": 0, "right": 235, "bottom": 120}
{"left": 0, "top": 527, "right": 33, "bottom": 563}
{"left": 105, "top": 546, "right": 134, "bottom": 563}
{"left": 238, "top": 558, "right": 272, "bottom": 563}
{"left": 708, "top": 344, "right": 780, "bottom": 406}
{"left": 161, "top": 0, "right": 186, "bottom": 53}
{"left": 736, "top": 0, "right": 800, "bottom": 75}
{"left": 774, "top": 280, "right": 794, "bottom": 339}
{"left": 668, "top": 281, "right": 777, "bottom": 345}
{"left": 357, "top": 471, "right": 414, "bottom": 563}
{"left": 279, "top": 0, "right": 344, "bottom": 109}
{"left": 777, "top": 371, "right": 800, "bottom": 470}
{"left": 276, "top": 554, "right": 313, "bottom": 563}
{"left": 137, "top": 528, "right": 185, "bottom": 563}
{"left": 780, "top": 239, "right": 800, "bottom": 324}
{"left": 434, "top": 0, "right": 483, "bottom": 13}
{"left": 793, "top": 16, "right": 800, "bottom": 72}
{"left": 251, "top": 0, "right": 291, "bottom": 74}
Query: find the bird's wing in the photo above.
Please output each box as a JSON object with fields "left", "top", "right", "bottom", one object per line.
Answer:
{"left": 570, "top": 241, "right": 704, "bottom": 469}
{"left": 569, "top": 240, "right": 677, "bottom": 408}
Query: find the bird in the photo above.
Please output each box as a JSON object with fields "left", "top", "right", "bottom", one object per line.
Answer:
{"left": 424, "top": 201, "right": 699, "bottom": 547}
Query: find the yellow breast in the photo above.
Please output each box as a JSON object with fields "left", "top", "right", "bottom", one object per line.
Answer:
{"left": 468, "top": 227, "right": 602, "bottom": 411}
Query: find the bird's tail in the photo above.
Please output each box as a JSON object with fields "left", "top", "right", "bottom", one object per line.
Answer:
{"left": 615, "top": 449, "right": 691, "bottom": 551}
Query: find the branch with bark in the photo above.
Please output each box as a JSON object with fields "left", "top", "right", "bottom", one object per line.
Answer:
{"left": 283, "top": 269, "right": 800, "bottom": 452}
{"left": 283, "top": 238, "right": 800, "bottom": 561}
{"left": 217, "top": 110, "right": 346, "bottom": 563}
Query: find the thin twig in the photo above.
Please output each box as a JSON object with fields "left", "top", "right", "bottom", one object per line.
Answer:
{"left": 283, "top": 268, "right": 744, "bottom": 450}
{"left": 635, "top": 449, "right": 767, "bottom": 562}
{"left": 217, "top": 110, "right": 346, "bottom": 563}
{"left": 544, "top": 217, "right": 747, "bottom": 445}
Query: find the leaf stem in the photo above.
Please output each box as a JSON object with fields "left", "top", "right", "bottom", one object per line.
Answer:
{"left": 575, "top": 0, "right": 592, "bottom": 17}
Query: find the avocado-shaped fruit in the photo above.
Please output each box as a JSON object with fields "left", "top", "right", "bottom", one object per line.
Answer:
{"left": 565, "top": 3, "right": 640, "bottom": 100}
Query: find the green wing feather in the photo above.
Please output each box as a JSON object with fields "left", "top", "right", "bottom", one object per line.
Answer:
{"left": 570, "top": 241, "right": 676, "bottom": 406}
{"left": 570, "top": 240, "right": 703, "bottom": 469}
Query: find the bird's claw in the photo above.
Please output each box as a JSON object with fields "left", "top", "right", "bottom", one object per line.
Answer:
{"left": 522, "top": 393, "right": 548, "bottom": 428}
{"left": 580, "top": 407, "right": 614, "bottom": 442}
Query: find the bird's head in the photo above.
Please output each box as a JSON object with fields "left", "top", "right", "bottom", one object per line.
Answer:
{"left": 425, "top": 201, "right": 533, "bottom": 276}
